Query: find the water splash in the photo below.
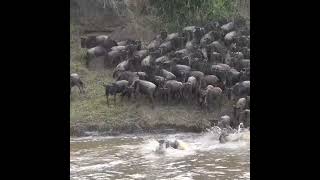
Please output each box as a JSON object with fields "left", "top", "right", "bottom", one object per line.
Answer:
{"left": 71, "top": 133, "right": 250, "bottom": 179}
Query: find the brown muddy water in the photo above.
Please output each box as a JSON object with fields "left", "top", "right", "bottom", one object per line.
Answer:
{"left": 70, "top": 130, "right": 250, "bottom": 179}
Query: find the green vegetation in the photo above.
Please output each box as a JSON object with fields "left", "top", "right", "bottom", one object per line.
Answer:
{"left": 149, "top": 0, "right": 241, "bottom": 32}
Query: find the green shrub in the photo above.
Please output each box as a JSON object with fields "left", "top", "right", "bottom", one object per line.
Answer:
{"left": 149, "top": 0, "right": 241, "bottom": 32}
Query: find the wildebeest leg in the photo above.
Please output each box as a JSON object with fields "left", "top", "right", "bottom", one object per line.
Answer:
{"left": 165, "top": 93, "right": 169, "bottom": 104}
{"left": 79, "top": 81, "right": 85, "bottom": 94}
{"left": 127, "top": 92, "right": 131, "bottom": 101}
{"left": 120, "top": 92, "right": 125, "bottom": 103}
{"left": 149, "top": 93, "right": 155, "bottom": 109}
{"left": 206, "top": 102, "right": 210, "bottom": 113}
{"left": 114, "top": 94, "right": 116, "bottom": 105}
{"left": 179, "top": 90, "right": 184, "bottom": 103}
{"left": 77, "top": 85, "right": 82, "bottom": 95}
{"left": 177, "top": 91, "right": 182, "bottom": 104}
{"left": 170, "top": 91, "right": 174, "bottom": 105}
{"left": 106, "top": 95, "right": 109, "bottom": 106}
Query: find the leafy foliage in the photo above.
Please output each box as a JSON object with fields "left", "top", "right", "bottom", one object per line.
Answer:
{"left": 149, "top": 0, "right": 242, "bottom": 32}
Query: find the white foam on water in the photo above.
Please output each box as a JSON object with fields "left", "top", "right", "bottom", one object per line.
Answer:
{"left": 189, "top": 129, "right": 250, "bottom": 152}
{"left": 239, "top": 172, "right": 250, "bottom": 179}
{"left": 71, "top": 132, "right": 249, "bottom": 179}
{"left": 172, "top": 171, "right": 197, "bottom": 180}
{"left": 109, "top": 160, "right": 126, "bottom": 166}
{"left": 71, "top": 159, "right": 125, "bottom": 173}
{"left": 74, "top": 163, "right": 111, "bottom": 172}
{"left": 70, "top": 136, "right": 117, "bottom": 143}
{"left": 126, "top": 174, "right": 147, "bottom": 179}
{"left": 205, "top": 163, "right": 216, "bottom": 166}
{"left": 215, "top": 166, "right": 228, "bottom": 169}
{"left": 227, "top": 169, "right": 242, "bottom": 172}
{"left": 139, "top": 139, "right": 196, "bottom": 160}
{"left": 211, "top": 171, "right": 226, "bottom": 175}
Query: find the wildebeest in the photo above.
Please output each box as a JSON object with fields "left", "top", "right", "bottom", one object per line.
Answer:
{"left": 70, "top": 73, "right": 85, "bottom": 94}
{"left": 141, "top": 50, "right": 161, "bottom": 76}
{"left": 169, "top": 63, "right": 191, "bottom": 82}
{"left": 217, "top": 115, "right": 232, "bottom": 129}
{"left": 159, "top": 69, "right": 176, "bottom": 80}
{"left": 116, "top": 71, "right": 139, "bottom": 85}
{"left": 79, "top": 19, "right": 250, "bottom": 120}
{"left": 200, "top": 85, "right": 223, "bottom": 112}
{"left": 105, "top": 49, "right": 127, "bottom": 67}
{"left": 86, "top": 46, "right": 107, "bottom": 60}
{"left": 221, "top": 22, "right": 234, "bottom": 32}
{"left": 164, "top": 80, "right": 184, "bottom": 103}
{"left": 130, "top": 79, "right": 157, "bottom": 108}
{"left": 113, "top": 60, "right": 130, "bottom": 79}
{"left": 190, "top": 71, "right": 204, "bottom": 82}
{"left": 200, "top": 75, "right": 220, "bottom": 89}
{"left": 228, "top": 80, "right": 250, "bottom": 101}
{"left": 239, "top": 109, "right": 250, "bottom": 128}
{"left": 103, "top": 80, "right": 130, "bottom": 106}
{"left": 95, "top": 35, "right": 118, "bottom": 50}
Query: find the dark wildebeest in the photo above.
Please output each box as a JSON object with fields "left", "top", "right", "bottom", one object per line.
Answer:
{"left": 227, "top": 80, "right": 250, "bottom": 101}
{"left": 103, "top": 80, "right": 130, "bottom": 106}
{"left": 70, "top": 73, "right": 85, "bottom": 94}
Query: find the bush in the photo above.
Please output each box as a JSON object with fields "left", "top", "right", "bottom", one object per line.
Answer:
{"left": 149, "top": 0, "right": 242, "bottom": 32}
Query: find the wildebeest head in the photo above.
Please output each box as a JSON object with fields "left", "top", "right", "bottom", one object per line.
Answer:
{"left": 219, "top": 131, "right": 229, "bottom": 143}
{"left": 134, "top": 40, "right": 142, "bottom": 50}
{"left": 158, "top": 139, "right": 165, "bottom": 144}
{"left": 126, "top": 44, "right": 135, "bottom": 55}
{"left": 160, "top": 30, "right": 168, "bottom": 40}
{"left": 193, "top": 27, "right": 202, "bottom": 41}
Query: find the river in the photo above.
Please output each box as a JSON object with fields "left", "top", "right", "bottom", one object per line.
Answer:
{"left": 70, "top": 130, "right": 250, "bottom": 179}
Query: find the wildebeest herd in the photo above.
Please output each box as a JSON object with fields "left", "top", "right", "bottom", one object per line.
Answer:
{"left": 71, "top": 19, "right": 250, "bottom": 130}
